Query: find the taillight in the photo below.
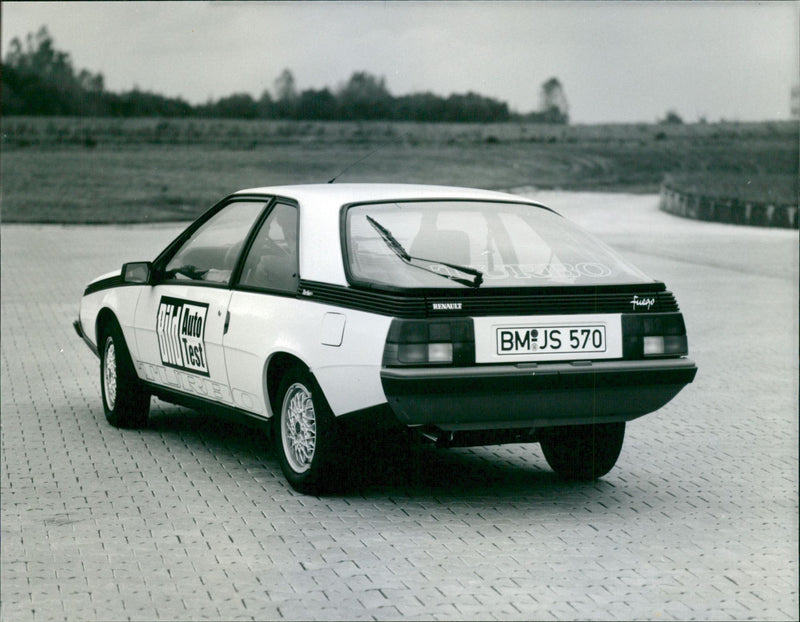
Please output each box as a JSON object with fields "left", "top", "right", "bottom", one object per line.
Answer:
{"left": 643, "top": 335, "right": 689, "bottom": 356}
{"left": 623, "top": 313, "right": 689, "bottom": 359}
{"left": 382, "top": 318, "right": 475, "bottom": 367}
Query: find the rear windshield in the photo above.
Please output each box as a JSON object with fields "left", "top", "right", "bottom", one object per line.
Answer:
{"left": 344, "top": 200, "right": 652, "bottom": 289}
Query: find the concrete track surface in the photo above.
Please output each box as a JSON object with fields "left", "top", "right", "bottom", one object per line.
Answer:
{"left": 1, "top": 192, "right": 797, "bottom": 621}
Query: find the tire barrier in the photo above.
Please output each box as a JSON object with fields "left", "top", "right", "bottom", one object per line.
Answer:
{"left": 660, "top": 183, "right": 798, "bottom": 229}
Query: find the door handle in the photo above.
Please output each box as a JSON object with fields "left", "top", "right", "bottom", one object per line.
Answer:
{"left": 224, "top": 310, "right": 231, "bottom": 334}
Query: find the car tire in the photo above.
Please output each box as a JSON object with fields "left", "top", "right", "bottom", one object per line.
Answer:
{"left": 274, "top": 365, "right": 339, "bottom": 495}
{"left": 100, "top": 322, "right": 150, "bottom": 429}
{"left": 539, "top": 422, "right": 625, "bottom": 481}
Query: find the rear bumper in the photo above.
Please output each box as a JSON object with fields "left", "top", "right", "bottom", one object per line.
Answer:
{"left": 381, "top": 358, "right": 697, "bottom": 430}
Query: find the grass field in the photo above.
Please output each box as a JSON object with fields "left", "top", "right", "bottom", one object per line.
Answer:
{"left": 1, "top": 117, "right": 796, "bottom": 223}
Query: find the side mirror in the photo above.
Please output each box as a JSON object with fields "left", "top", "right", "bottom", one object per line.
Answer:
{"left": 122, "top": 261, "right": 153, "bottom": 284}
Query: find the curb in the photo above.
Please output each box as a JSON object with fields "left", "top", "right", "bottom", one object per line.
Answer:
{"left": 659, "top": 183, "right": 798, "bottom": 229}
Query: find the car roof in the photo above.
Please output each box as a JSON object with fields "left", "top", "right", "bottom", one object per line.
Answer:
{"left": 233, "top": 183, "right": 540, "bottom": 207}
{"left": 232, "top": 183, "right": 549, "bottom": 287}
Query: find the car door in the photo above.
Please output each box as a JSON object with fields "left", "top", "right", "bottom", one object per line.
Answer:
{"left": 132, "top": 199, "right": 269, "bottom": 407}
{"left": 223, "top": 201, "right": 300, "bottom": 417}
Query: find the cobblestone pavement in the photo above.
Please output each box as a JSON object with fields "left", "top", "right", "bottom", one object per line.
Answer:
{"left": 2, "top": 193, "right": 797, "bottom": 621}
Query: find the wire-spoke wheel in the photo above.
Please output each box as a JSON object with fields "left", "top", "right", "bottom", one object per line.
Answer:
{"left": 274, "top": 366, "right": 338, "bottom": 494}
{"left": 100, "top": 322, "right": 150, "bottom": 429}
{"left": 103, "top": 339, "right": 118, "bottom": 412}
{"left": 281, "top": 383, "right": 317, "bottom": 474}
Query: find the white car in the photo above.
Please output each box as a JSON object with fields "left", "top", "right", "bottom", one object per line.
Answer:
{"left": 75, "top": 184, "right": 697, "bottom": 493}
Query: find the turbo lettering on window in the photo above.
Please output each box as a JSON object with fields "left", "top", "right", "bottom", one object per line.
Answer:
{"left": 156, "top": 297, "right": 210, "bottom": 376}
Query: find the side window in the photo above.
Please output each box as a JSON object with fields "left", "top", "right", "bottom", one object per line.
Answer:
{"left": 163, "top": 201, "right": 266, "bottom": 285}
{"left": 238, "top": 203, "right": 299, "bottom": 292}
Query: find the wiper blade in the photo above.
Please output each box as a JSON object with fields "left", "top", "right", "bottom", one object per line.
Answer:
{"left": 366, "top": 215, "right": 410, "bottom": 261}
{"left": 366, "top": 216, "right": 483, "bottom": 288}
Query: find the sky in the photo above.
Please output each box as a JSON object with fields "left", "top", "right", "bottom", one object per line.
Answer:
{"left": 2, "top": 1, "right": 798, "bottom": 124}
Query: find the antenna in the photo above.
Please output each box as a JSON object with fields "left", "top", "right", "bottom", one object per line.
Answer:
{"left": 327, "top": 132, "right": 409, "bottom": 183}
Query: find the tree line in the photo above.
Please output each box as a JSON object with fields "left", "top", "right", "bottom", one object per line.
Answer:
{"left": 2, "top": 27, "right": 568, "bottom": 124}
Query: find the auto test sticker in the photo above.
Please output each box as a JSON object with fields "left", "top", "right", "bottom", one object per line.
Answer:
{"left": 156, "top": 297, "right": 209, "bottom": 376}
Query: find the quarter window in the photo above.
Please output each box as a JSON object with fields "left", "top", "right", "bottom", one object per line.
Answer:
{"left": 163, "top": 201, "right": 266, "bottom": 285}
{"left": 238, "top": 203, "right": 299, "bottom": 292}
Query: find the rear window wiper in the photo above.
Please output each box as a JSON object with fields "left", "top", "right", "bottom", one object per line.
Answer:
{"left": 366, "top": 216, "right": 483, "bottom": 288}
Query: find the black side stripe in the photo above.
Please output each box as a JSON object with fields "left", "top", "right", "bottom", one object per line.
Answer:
{"left": 300, "top": 281, "right": 427, "bottom": 317}
{"left": 83, "top": 274, "right": 124, "bottom": 296}
{"left": 299, "top": 280, "right": 678, "bottom": 318}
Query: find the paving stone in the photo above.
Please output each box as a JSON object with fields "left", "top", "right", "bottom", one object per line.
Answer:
{"left": 1, "top": 205, "right": 798, "bottom": 621}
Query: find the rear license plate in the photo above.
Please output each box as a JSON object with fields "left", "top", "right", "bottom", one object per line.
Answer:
{"left": 496, "top": 325, "right": 607, "bottom": 356}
